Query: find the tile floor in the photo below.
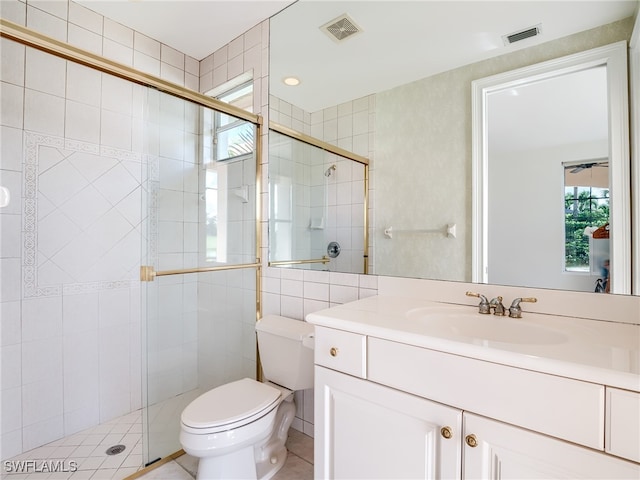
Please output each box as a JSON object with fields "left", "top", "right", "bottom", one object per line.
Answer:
{"left": 2, "top": 411, "right": 313, "bottom": 480}
{"left": 3, "top": 411, "right": 143, "bottom": 479}
{"left": 135, "top": 428, "right": 314, "bottom": 480}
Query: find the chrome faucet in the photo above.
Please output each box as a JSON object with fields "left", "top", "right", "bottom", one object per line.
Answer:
{"left": 489, "top": 296, "right": 506, "bottom": 316}
{"left": 508, "top": 297, "right": 537, "bottom": 318}
{"left": 466, "top": 291, "right": 490, "bottom": 314}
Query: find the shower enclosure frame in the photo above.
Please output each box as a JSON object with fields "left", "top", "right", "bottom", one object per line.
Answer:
{"left": 1, "top": 16, "right": 265, "bottom": 472}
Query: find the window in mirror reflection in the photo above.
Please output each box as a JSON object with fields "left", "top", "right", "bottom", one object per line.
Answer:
{"left": 563, "top": 161, "right": 610, "bottom": 290}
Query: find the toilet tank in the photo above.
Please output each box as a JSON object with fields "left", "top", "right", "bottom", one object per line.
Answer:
{"left": 256, "top": 315, "right": 314, "bottom": 391}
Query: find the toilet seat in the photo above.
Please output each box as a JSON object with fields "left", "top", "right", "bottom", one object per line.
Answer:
{"left": 181, "top": 378, "right": 281, "bottom": 434}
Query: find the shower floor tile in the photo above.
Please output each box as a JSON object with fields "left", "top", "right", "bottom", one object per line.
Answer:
{"left": 3, "top": 411, "right": 144, "bottom": 479}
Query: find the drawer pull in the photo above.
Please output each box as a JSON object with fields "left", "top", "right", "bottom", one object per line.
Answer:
{"left": 440, "top": 426, "right": 453, "bottom": 439}
{"left": 465, "top": 434, "right": 478, "bottom": 448}
{"left": 329, "top": 347, "right": 339, "bottom": 357}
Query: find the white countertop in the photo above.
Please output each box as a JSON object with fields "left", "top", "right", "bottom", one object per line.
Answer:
{"left": 306, "top": 296, "right": 640, "bottom": 392}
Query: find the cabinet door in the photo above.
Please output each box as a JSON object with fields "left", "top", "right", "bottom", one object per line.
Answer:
{"left": 315, "top": 366, "right": 462, "bottom": 480}
{"left": 462, "top": 413, "right": 640, "bottom": 479}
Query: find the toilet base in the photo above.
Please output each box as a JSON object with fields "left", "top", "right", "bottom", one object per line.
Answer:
{"left": 255, "top": 395, "right": 295, "bottom": 480}
{"left": 196, "top": 445, "right": 256, "bottom": 480}
{"left": 193, "top": 393, "right": 296, "bottom": 480}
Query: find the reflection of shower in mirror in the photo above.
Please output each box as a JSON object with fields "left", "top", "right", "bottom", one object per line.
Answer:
{"left": 324, "top": 164, "right": 336, "bottom": 177}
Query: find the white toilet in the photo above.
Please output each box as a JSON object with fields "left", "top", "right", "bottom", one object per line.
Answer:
{"left": 179, "top": 315, "right": 315, "bottom": 480}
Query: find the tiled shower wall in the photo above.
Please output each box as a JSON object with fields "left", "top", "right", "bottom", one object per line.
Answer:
{"left": 0, "top": 0, "right": 200, "bottom": 460}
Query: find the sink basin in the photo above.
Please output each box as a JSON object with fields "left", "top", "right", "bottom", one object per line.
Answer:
{"left": 406, "top": 307, "right": 568, "bottom": 345}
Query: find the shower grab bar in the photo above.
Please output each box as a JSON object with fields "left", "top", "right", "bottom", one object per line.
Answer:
{"left": 384, "top": 224, "right": 456, "bottom": 239}
{"left": 268, "top": 256, "right": 330, "bottom": 267}
{"left": 140, "top": 263, "right": 261, "bottom": 282}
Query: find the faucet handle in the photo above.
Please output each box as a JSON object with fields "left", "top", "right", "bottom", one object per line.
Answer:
{"left": 489, "top": 296, "right": 506, "bottom": 316}
{"left": 466, "top": 291, "right": 490, "bottom": 314}
{"left": 508, "top": 297, "right": 537, "bottom": 318}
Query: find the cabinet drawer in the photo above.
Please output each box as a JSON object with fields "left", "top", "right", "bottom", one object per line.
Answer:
{"left": 315, "top": 326, "right": 366, "bottom": 378}
{"left": 368, "top": 337, "right": 605, "bottom": 449}
{"left": 606, "top": 387, "right": 640, "bottom": 462}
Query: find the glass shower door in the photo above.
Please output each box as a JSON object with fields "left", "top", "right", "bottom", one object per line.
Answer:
{"left": 140, "top": 89, "right": 259, "bottom": 464}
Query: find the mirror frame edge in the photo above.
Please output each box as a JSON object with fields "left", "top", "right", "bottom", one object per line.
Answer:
{"left": 471, "top": 40, "right": 631, "bottom": 294}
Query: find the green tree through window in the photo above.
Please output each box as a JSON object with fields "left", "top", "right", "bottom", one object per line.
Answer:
{"left": 564, "top": 186, "right": 609, "bottom": 271}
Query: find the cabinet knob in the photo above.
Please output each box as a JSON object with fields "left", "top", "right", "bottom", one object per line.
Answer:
{"left": 440, "top": 426, "right": 453, "bottom": 439}
{"left": 465, "top": 434, "right": 478, "bottom": 448}
{"left": 329, "top": 347, "right": 339, "bottom": 357}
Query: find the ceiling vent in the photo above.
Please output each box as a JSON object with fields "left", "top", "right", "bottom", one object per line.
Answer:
{"left": 321, "top": 14, "right": 362, "bottom": 43}
{"left": 502, "top": 24, "right": 542, "bottom": 46}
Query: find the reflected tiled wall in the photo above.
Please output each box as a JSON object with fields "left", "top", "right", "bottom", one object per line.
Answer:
{"left": 270, "top": 95, "right": 374, "bottom": 274}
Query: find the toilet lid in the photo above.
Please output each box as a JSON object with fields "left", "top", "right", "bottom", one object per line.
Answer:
{"left": 181, "top": 378, "right": 281, "bottom": 429}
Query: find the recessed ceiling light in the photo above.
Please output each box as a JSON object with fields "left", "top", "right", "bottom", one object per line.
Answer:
{"left": 283, "top": 76, "right": 300, "bottom": 86}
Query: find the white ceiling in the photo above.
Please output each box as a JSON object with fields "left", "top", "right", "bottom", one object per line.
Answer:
{"left": 76, "top": 0, "right": 295, "bottom": 60}
{"left": 270, "top": 1, "right": 638, "bottom": 112}
{"left": 77, "top": 0, "right": 638, "bottom": 113}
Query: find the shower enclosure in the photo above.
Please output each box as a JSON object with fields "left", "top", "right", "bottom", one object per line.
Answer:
{"left": 268, "top": 125, "right": 369, "bottom": 274}
{"left": 0, "top": 19, "right": 261, "bottom": 474}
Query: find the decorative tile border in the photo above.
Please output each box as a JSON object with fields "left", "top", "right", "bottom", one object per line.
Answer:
{"left": 22, "top": 132, "right": 156, "bottom": 298}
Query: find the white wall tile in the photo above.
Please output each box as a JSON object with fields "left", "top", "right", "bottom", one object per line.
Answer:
{"left": 1, "top": 387, "right": 22, "bottom": 434}
{"left": 0, "top": 213, "right": 21, "bottom": 258}
{"left": 134, "top": 32, "right": 160, "bottom": 59}
{"left": 102, "top": 74, "right": 133, "bottom": 115}
{"left": 133, "top": 50, "right": 160, "bottom": 77}
{"left": 329, "top": 284, "right": 358, "bottom": 304}
{"left": 280, "top": 295, "right": 303, "bottom": 320}
{"left": 22, "top": 337, "right": 62, "bottom": 385}
{"left": 1, "top": 38, "right": 25, "bottom": 87}
{"left": 24, "top": 89, "right": 65, "bottom": 136}
{"left": 103, "top": 17, "right": 133, "bottom": 48}
{"left": 0, "top": 126, "right": 23, "bottom": 172}
{"left": 281, "top": 279, "right": 303, "bottom": 298}
{"left": 0, "top": 258, "right": 21, "bottom": 302}
{"left": 1, "top": 344, "right": 21, "bottom": 390}
{"left": 65, "top": 100, "right": 100, "bottom": 143}
{"left": 22, "top": 415, "right": 63, "bottom": 452}
{"left": 0, "top": 1, "right": 26, "bottom": 25}
{"left": 99, "top": 289, "right": 130, "bottom": 329}
{"left": 161, "top": 62, "right": 184, "bottom": 86}
{"left": 26, "top": 5, "right": 67, "bottom": 42}
{"left": 63, "top": 292, "right": 99, "bottom": 334}
{"left": 68, "top": 1, "right": 102, "bottom": 34}
{"left": 161, "top": 44, "right": 184, "bottom": 69}
{"left": 1, "top": 82, "right": 24, "bottom": 129}
{"left": 66, "top": 62, "right": 101, "bottom": 107}
{"left": 68, "top": 23, "right": 102, "bottom": 55}
{"left": 101, "top": 110, "right": 132, "bottom": 150}
{"left": 0, "top": 301, "right": 21, "bottom": 347}
{"left": 22, "top": 296, "right": 63, "bottom": 342}
{"left": 103, "top": 38, "right": 133, "bottom": 66}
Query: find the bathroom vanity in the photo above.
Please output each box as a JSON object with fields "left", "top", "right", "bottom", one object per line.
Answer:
{"left": 307, "top": 296, "right": 640, "bottom": 479}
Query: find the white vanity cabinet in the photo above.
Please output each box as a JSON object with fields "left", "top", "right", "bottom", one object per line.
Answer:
{"left": 315, "top": 366, "right": 462, "bottom": 479}
{"left": 463, "top": 413, "right": 639, "bottom": 479}
{"left": 313, "top": 325, "right": 640, "bottom": 479}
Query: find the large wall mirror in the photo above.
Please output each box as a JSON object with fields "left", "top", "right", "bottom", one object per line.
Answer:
{"left": 268, "top": 0, "right": 638, "bottom": 295}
